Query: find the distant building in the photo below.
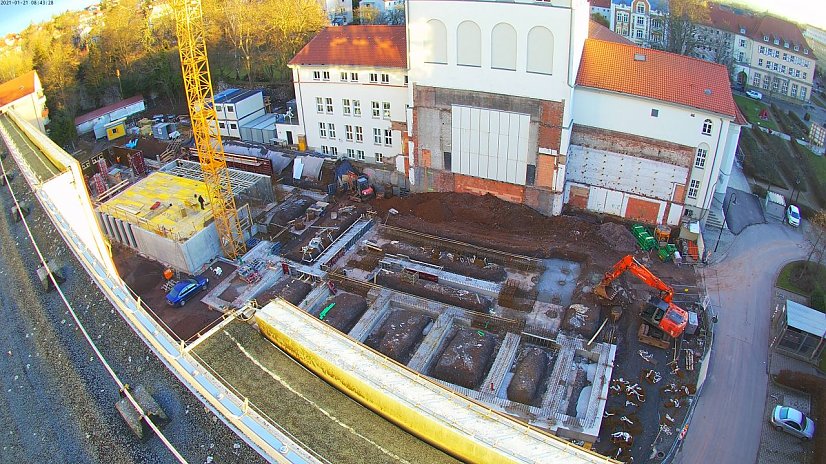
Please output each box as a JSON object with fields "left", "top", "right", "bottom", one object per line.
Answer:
{"left": 590, "top": 0, "right": 611, "bottom": 22}
{"left": 288, "top": 25, "right": 407, "bottom": 165}
{"left": 698, "top": 3, "right": 815, "bottom": 102}
{"left": 318, "top": 0, "right": 353, "bottom": 25}
{"left": 609, "top": 0, "right": 667, "bottom": 48}
{"left": 75, "top": 95, "right": 145, "bottom": 138}
{"left": 213, "top": 89, "right": 265, "bottom": 139}
{"left": 0, "top": 71, "right": 49, "bottom": 133}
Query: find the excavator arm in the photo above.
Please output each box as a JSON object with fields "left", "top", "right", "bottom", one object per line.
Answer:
{"left": 594, "top": 255, "right": 674, "bottom": 302}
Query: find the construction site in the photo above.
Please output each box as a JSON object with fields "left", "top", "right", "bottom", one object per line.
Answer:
{"left": 90, "top": 139, "right": 711, "bottom": 461}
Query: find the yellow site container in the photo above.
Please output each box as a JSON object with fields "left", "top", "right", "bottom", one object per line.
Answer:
{"left": 106, "top": 122, "right": 126, "bottom": 141}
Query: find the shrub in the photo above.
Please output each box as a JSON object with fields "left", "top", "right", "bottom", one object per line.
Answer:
{"left": 811, "top": 289, "right": 826, "bottom": 312}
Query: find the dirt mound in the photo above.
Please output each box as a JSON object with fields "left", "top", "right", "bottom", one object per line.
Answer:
{"left": 372, "top": 192, "right": 605, "bottom": 259}
{"left": 598, "top": 222, "right": 637, "bottom": 252}
{"left": 430, "top": 328, "right": 497, "bottom": 389}
{"left": 507, "top": 347, "right": 549, "bottom": 405}
{"left": 365, "top": 310, "right": 432, "bottom": 364}
{"left": 322, "top": 292, "right": 368, "bottom": 334}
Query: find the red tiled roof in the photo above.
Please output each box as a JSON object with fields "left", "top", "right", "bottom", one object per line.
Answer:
{"left": 588, "top": 20, "right": 634, "bottom": 45}
{"left": 289, "top": 25, "right": 407, "bottom": 69}
{"left": 590, "top": 0, "right": 612, "bottom": 9}
{"left": 734, "top": 106, "right": 749, "bottom": 126}
{"left": 576, "top": 39, "right": 738, "bottom": 118}
{"left": 706, "top": 3, "right": 810, "bottom": 56}
{"left": 0, "top": 71, "right": 36, "bottom": 108}
{"left": 75, "top": 95, "right": 144, "bottom": 126}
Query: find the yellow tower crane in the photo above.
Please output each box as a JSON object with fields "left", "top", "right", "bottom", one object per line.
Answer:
{"left": 173, "top": 0, "right": 246, "bottom": 259}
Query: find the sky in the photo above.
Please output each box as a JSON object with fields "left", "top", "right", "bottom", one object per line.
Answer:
{"left": 0, "top": 0, "right": 823, "bottom": 37}
{"left": 0, "top": 0, "right": 100, "bottom": 37}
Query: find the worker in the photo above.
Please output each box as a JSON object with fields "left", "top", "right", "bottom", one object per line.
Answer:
{"left": 195, "top": 194, "right": 205, "bottom": 210}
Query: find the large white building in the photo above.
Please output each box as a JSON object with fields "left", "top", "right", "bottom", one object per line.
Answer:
{"left": 0, "top": 71, "right": 49, "bottom": 133}
{"left": 286, "top": 2, "right": 745, "bottom": 227}
{"left": 609, "top": 0, "right": 667, "bottom": 48}
{"left": 288, "top": 26, "right": 407, "bottom": 165}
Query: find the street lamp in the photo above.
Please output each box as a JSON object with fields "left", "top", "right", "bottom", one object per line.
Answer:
{"left": 714, "top": 192, "right": 737, "bottom": 252}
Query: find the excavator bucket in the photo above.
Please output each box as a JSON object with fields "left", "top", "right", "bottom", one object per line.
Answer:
{"left": 594, "top": 282, "right": 618, "bottom": 301}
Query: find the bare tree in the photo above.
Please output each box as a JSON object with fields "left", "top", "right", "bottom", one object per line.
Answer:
{"left": 664, "top": 0, "right": 710, "bottom": 55}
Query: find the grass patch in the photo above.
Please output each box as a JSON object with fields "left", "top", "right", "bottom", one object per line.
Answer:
{"left": 777, "top": 261, "right": 826, "bottom": 306}
{"left": 734, "top": 94, "right": 778, "bottom": 131}
{"left": 741, "top": 127, "right": 789, "bottom": 188}
{"left": 772, "top": 104, "right": 808, "bottom": 140}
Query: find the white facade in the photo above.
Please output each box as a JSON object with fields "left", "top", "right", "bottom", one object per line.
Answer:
{"left": 609, "top": 0, "right": 666, "bottom": 48}
{"left": 215, "top": 90, "right": 265, "bottom": 139}
{"left": 0, "top": 73, "right": 49, "bottom": 134}
{"left": 571, "top": 87, "right": 741, "bottom": 222}
{"left": 292, "top": 65, "right": 407, "bottom": 164}
{"left": 320, "top": 0, "right": 353, "bottom": 23}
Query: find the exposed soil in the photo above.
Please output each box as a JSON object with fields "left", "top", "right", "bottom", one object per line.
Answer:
{"left": 261, "top": 277, "right": 312, "bottom": 306}
{"left": 364, "top": 309, "right": 432, "bottom": 364}
{"left": 429, "top": 328, "right": 498, "bottom": 389}
{"left": 381, "top": 240, "right": 507, "bottom": 282}
{"left": 320, "top": 292, "right": 369, "bottom": 334}
{"left": 376, "top": 271, "right": 491, "bottom": 313}
{"left": 507, "top": 346, "right": 549, "bottom": 406}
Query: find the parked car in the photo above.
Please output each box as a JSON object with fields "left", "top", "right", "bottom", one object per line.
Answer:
{"left": 165, "top": 275, "right": 209, "bottom": 306}
{"left": 786, "top": 204, "right": 801, "bottom": 227}
{"left": 771, "top": 405, "right": 815, "bottom": 440}
{"left": 746, "top": 89, "right": 763, "bottom": 100}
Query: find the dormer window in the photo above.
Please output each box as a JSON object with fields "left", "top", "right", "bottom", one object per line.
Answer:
{"left": 773, "top": 39, "right": 779, "bottom": 45}
{"left": 763, "top": 34, "right": 769, "bottom": 41}
{"left": 739, "top": 27, "right": 746, "bottom": 34}
{"left": 784, "top": 41, "right": 789, "bottom": 48}
{"left": 804, "top": 49, "right": 809, "bottom": 55}
{"left": 794, "top": 44, "right": 799, "bottom": 51}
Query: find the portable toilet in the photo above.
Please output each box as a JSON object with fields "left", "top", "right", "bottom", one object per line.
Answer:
{"left": 105, "top": 118, "right": 127, "bottom": 141}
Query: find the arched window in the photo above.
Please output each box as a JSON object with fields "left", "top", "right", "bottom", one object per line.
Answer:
{"left": 527, "top": 26, "right": 554, "bottom": 74}
{"left": 702, "top": 119, "right": 713, "bottom": 135}
{"left": 426, "top": 19, "right": 447, "bottom": 64}
{"left": 491, "top": 23, "right": 517, "bottom": 70}
{"left": 695, "top": 144, "right": 709, "bottom": 168}
{"left": 457, "top": 21, "right": 482, "bottom": 67}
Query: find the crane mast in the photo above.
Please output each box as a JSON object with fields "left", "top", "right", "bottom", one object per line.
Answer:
{"left": 173, "top": 0, "right": 246, "bottom": 259}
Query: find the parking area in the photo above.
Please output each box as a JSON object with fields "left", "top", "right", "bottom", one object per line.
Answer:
{"left": 758, "top": 382, "right": 814, "bottom": 464}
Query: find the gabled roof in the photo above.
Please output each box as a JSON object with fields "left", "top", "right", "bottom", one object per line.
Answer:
{"left": 75, "top": 95, "right": 144, "bottom": 126}
{"left": 706, "top": 3, "right": 810, "bottom": 56}
{"left": 576, "top": 39, "right": 738, "bottom": 119}
{"left": 588, "top": 20, "right": 634, "bottom": 45}
{"left": 590, "top": 0, "right": 611, "bottom": 9}
{"left": 612, "top": 0, "right": 668, "bottom": 12}
{"left": 0, "top": 71, "right": 37, "bottom": 108}
{"left": 289, "top": 25, "right": 407, "bottom": 69}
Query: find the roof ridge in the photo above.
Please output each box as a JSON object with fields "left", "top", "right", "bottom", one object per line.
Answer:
{"left": 587, "top": 38, "right": 731, "bottom": 73}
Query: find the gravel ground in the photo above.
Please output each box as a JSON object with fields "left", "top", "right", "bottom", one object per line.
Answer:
{"left": 0, "top": 160, "right": 265, "bottom": 464}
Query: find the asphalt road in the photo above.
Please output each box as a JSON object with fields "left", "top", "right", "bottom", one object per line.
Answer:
{"left": 675, "top": 222, "right": 807, "bottom": 464}
{"left": 0, "top": 159, "right": 265, "bottom": 463}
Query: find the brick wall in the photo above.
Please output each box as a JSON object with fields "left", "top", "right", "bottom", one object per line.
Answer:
{"left": 571, "top": 124, "right": 694, "bottom": 167}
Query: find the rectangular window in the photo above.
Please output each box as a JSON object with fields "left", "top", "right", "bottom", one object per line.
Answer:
{"left": 687, "top": 180, "right": 700, "bottom": 199}
{"left": 322, "top": 71, "right": 330, "bottom": 81}
{"left": 651, "top": 109, "right": 659, "bottom": 117}
{"left": 229, "top": 123, "right": 237, "bottom": 129}
{"left": 353, "top": 100, "right": 362, "bottom": 116}
{"left": 326, "top": 98, "right": 333, "bottom": 114}
{"left": 801, "top": 87, "right": 807, "bottom": 99}
{"left": 313, "top": 71, "right": 321, "bottom": 80}
{"left": 382, "top": 102, "right": 391, "bottom": 120}
{"left": 346, "top": 148, "right": 355, "bottom": 158}
{"left": 803, "top": 72, "right": 807, "bottom": 80}
{"left": 381, "top": 73, "right": 390, "bottom": 84}
{"left": 350, "top": 72, "right": 359, "bottom": 81}
{"left": 355, "top": 126, "right": 363, "bottom": 143}
{"left": 443, "top": 152, "right": 452, "bottom": 171}
{"left": 218, "top": 122, "right": 225, "bottom": 129}
{"left": 357, "top": 150, "right": 365, "bottom": 160}
{"left": 227, "top": 106, "right": 234, "bottom": 113}
{"left": 215, "top": 104, "right": 223, "bottom": 112}
{"left": 695, "top": 148, "right": 707, "bottom": 168}
{"left": 343, "top": 99, "right": 351, "bottom": 116}
{"left": 316, "top": 97, "right": 324, "bottom": 113}
{"left": 373, "top": 128, "right": 382, "bottom": 144}
{"left": 759, "top": 45, "right": 765, "bottom": 54}
{"left": 375, "top": 152, "right": 383, "bottom": 163}
{"left": 319, "top": 122, "right": 327, "bottom": 138}
{"left": 340, "top": 72, "right": 348, "bottom": 82}
{"left": 791, "top": 83, "right": 798, "bottom": 97}
{"left": 330, "top": 146, "right": 338, "bottom": 157}
{"left": 369, "top": 73, "right": 378, "bottom": 83}
{"left": 345, "top": 125, "right": 353, "bottom": 141}
{"left": 384, "top": 129, "right": 392, "bottom": 146}
{"left": 372, "top": 101, "right": 380, "bottom": 118}
{"left": 328, "top": 123, "right": 336, "bottom": 138}
{"left": 636, "top": 17, "right": 644, "bottom": 26}
{"left": 739, "top": 39, "right": 746, "bottom": 47}
{"left": 752, "top": 72, "right": 761, "bottom": 87}
{"left": 781, "top": 81, "right": 789, "bottom": 93}
{"left": 702, "top": 119, "right": 712, "bottom": 135}
{"left": 758, "top": 58, "right": 763, "bottom": 66}
{"left": 636, "top": 29, "right": 644, "bottom": 39}
{"left": 321, "top": 145, "right": 329, "bottom": 155}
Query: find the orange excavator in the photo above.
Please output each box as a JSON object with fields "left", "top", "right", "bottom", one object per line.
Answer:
{"left": 594, "top": 255, "right": 688, "bottom": 338}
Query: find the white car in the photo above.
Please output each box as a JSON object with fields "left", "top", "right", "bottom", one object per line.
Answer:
{"left": 771, "top": 405, "right": 815, "bottom": 440}
{"left": 786, "top": 205, "right": 800, "bottom": 227}
{"left": 746, "top": 89, "right": 763, "bottom": 100}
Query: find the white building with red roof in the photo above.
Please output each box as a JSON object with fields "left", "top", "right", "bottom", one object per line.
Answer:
{"left": 288, "top": 25, "right": 407, "bottom": 165}
{"left": 0, "top": 70, "right": 48, "bottom": 134}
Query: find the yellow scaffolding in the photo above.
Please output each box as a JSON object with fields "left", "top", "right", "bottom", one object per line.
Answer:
{"left": 173, "top": 0, "right": 246, "bottom": 259}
